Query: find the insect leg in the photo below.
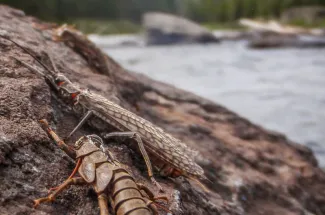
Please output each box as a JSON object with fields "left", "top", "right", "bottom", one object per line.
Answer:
{"left": 147, "top": 203, "right": 159, "bottom": 215}
{"left": 39, "top": 119, "right": 76, "bottom": 159}
{"left": 97, "top": 193, "right": 110, "bottom": 215}
{"left": 66, "top": 110, "right": 93, "bottom": 139}
{"left": 48, "top": 158, "right": 82, "bottom": 193}
{"left": 137, "top": 183, "right": 171, "bottom": 214}
{"left": 33, "top": 177, "right": 86, "bottom": 208}
{"left": 102, "top": 132, "right": 164, "bottom": 192}
{"left": 145, "top": 199, "right": 172, "bottom": 215}
{"left": 136, "top": 183, "right": 169, "bottom": 203}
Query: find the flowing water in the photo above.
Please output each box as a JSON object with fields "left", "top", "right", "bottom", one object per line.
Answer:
{"left": 92, "top": 35, "right": 325, "bottom": 166}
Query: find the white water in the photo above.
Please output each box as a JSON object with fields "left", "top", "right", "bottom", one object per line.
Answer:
{"left": 92, "top": 35, "right": 325, "bottom": 166}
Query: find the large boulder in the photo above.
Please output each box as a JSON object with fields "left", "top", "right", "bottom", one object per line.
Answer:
{"left": 1, "top": 5, "right": 325, "bottom": 215}
{"left": 239, "top": 19, "right": 325, "bottom": 48}
{"left": 142, "top": 12, "right": 220, "bottom": 45}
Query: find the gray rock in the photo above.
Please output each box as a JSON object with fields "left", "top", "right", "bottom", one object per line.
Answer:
{"left": 248, "top": 33, "right": 325, "bottom": 49}
{"left": 142, "top": 12, "right": 220, "bottom": 45}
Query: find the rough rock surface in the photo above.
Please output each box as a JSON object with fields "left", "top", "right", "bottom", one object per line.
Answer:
{"left": 1, "top": 5, "right": 325, "bottom": 215}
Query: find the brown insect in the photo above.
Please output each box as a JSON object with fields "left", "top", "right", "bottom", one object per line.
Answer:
{"left": 34, "top": 119, "right": 169, "bottom": 215}
{"left": 0, "top": 35, "right": 209, "bottom": 193}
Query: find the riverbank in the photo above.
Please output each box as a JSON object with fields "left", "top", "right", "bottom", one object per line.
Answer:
{"left": 67, "top": 18, "right": 325, "bottom": 35}
{"left": 67, "top": 19, "right": 244, "bottom": 35}
{"left": 70, "top": 19, "right": 142, "bottom": 34}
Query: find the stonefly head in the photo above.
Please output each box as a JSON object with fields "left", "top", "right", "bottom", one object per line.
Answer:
{"left": 74, "top": 134, "right": 106, "bottom": 159}
{"left": 54, "top": 74, "right": 81, "bottom": 104}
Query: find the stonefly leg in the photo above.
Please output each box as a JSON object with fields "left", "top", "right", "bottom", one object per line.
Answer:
{"left": 103, "top": 131, "right": 164, "bottom": 192}
{"left": 66, "top": 110, "right": 93, "bottom": 139}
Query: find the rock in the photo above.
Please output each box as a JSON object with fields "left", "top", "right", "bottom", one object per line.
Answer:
{"left": 239, "top": 18, "right": 325, "bottom": 48}
{"left": 1, "top": 4, "right": 325, "bottom": 215}
{"left": 88, "top": 34, "right": 143, "bottom": 48}
{"left": 142, "top": 12, "right": 220, "bottom": 45}
{"left": 248, "top": 33, "right": 325, "bottom": 49}
{"left": 239, "top": 18, "right": 312, "bottom": 35}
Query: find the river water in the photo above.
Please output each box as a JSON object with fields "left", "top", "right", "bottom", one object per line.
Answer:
{"left": 91, "top": 35, "right": 325, "bottom": 166}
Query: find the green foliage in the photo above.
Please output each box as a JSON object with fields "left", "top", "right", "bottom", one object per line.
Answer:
{"left": 289, "top": 18, "right": 325, "bottom": 27}
{"left": 71, "top": 19, "right": 141, "bottom": 35}
{"left": 2, "top": 0, "right": 325, "bottom": 33}
{"left": 1, "top": 0, "right": 180, "bottom": 22}
{"left": 186, "top": 0, "right": 325, "bottom": 22}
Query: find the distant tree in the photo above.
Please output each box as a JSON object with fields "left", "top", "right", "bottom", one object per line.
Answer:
{"left": 2, "top": 0, "right": 325, "bottom": 23}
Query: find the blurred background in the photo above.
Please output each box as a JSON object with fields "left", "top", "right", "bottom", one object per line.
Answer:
{"left": 3, "top": 0, "right": 325, "bottom": 166}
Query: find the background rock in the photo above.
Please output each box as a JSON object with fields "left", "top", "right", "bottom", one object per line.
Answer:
{"left": 142, "top": 12, "right": 220, "bottom": 45}
{"left": 248, "top": 33, "right": 325, "bottom": 49}
{"left": 1, "top": 5, "right": 325, "bottom": 215}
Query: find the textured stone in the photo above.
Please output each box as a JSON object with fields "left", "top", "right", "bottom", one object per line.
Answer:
{"left": 0, "top": 4, "right": 325, "bottom": 215}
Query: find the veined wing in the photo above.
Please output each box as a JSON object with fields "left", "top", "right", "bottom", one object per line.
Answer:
{"left": 83, "top": 91, "right": 204, "bottom": 176}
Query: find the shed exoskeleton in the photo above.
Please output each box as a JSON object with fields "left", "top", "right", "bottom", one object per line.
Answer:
{"left": 34, "top": 119, "right": 169, "bottom": 215}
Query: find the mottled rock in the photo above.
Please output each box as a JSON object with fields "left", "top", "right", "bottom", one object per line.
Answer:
{"left": 1, "top": 4, "right": 325, "bottom": 215}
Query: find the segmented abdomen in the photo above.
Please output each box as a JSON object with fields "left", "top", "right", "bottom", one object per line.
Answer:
{"left": 111, "top": 169, "right": 152, "bottom": 215}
